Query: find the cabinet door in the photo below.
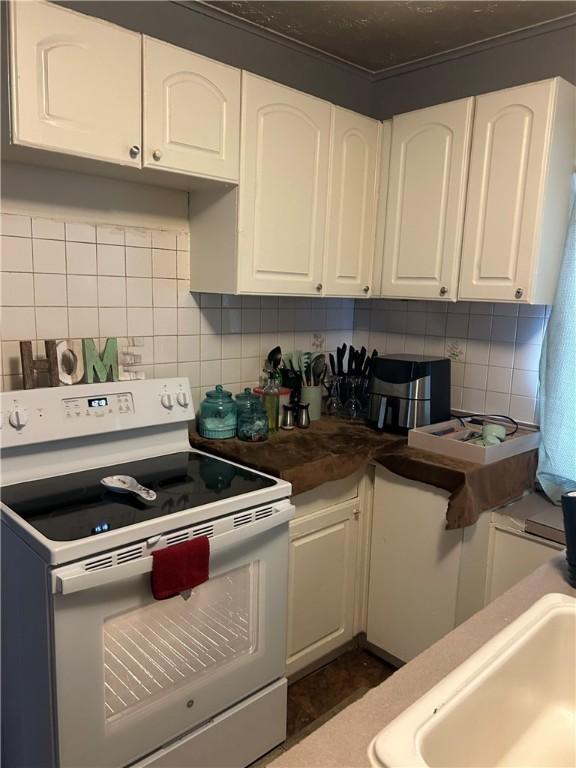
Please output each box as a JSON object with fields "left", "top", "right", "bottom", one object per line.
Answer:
{"left": 238, "top": 74, "right": 331, "bottom": 295}
{"left": 459, "top": 81, "right": 557, "bottom": 302}
{"left": 9, "top": 1, "right": 141, "bottom": 166}
{"left": 367, "top": 467, "right": 463, "bottom": 663}
{"left": 381, "top": 98, "right": 474, "bottom": 300}
{"left": 143, "top": 37, "right": 240, "bottom": 181}
{"left": 324, "top": 108, "right": 380, "bottom": 298}
{"left": 287, "top": 502, "right": 358, "bottom": 676}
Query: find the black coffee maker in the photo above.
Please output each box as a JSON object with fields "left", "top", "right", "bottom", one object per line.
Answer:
{"left": 367, "top": 354, "right": 451, "bottom": 434}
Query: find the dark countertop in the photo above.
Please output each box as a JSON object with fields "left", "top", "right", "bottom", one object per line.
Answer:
{"left": 189, "top": 418, "right": 537, "bottom": 529}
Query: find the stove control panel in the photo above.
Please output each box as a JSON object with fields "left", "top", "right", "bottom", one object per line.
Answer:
{"left": 0, "top": 378, "right": 194, "bottom": 448}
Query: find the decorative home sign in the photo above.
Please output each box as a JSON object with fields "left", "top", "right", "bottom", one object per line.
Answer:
{"left": 20, "top": 338, "right": 121, "bottom": 389}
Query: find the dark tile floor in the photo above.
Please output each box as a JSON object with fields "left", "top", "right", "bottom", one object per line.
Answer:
{"left": 251, "top": 648, "right": 396, "bottom": 766}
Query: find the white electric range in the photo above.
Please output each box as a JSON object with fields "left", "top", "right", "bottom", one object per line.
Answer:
{"left": 0, "top": 378, "right": 293, "bottom": 768}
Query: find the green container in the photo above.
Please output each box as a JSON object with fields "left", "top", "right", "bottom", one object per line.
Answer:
{"left": 198, "top": 385, "right": 237, "bottom": 439}
{"left": 236, "top": 388, "right": 269, "bottom": 442}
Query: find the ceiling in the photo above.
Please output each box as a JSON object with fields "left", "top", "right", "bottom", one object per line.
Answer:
{"left": 199, "top": 1, "right": 576, "bottom": 73}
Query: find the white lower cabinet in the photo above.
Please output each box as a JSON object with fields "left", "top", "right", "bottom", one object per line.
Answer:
{"left": 366, "top": 467, "right": 462, "bottom": 663}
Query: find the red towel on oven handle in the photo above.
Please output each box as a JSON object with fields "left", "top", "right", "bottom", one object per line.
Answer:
{"left": 151, "top": 537, "right": 210, "bottom": 600}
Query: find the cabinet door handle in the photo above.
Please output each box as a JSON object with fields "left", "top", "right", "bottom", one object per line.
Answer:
{"left": 515, "top": 288, "right": 524, "bottom": 299}
{"left": 152, "top": 149, "right": 162, "bottom": 162}
{"left": 129, "top": 145, "right": 141, "bottom": 159}
{"left": 439, "top": 286, "right": 448, "bottom": 296}
{"left": 363, "top": 285, "right": 370, "bottom": 293}
{"left": 315, "top": 283, "right": 323, "bottom": 292}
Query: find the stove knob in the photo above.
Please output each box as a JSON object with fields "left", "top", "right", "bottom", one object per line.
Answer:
{"left": 160, "top": 393, "right": 174, "bottom": 410}
{"left": 8, "top": 406, "right": 28, "bottom": 430}
{"left": 176, "top": 391, "right": 190, "bottom": 408}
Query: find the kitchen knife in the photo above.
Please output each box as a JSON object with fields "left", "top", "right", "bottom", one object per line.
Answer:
{"left": 329, "top": 352, "right": 337, "bottom": 376}
{"left": 348, "top": 345, "right": 355, "bottom": 375}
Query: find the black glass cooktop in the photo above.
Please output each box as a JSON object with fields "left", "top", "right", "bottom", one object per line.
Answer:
{"left": 1, "top": 452, "right": 277, "bottom": 542}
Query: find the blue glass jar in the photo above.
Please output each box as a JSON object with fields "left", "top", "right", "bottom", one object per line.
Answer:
{"left": 198, "top": 385, "right": 237, "bottom": 439}
{"left": 236, "top": 388, "right": 269, "bottom": 442}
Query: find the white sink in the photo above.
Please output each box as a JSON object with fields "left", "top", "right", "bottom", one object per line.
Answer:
{"left": 369, "top": 593, "right": 576, "bottom": 768}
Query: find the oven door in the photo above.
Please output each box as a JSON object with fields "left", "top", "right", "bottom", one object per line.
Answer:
{"left": 51, "top": 500, "right": 293, "bottom": 768}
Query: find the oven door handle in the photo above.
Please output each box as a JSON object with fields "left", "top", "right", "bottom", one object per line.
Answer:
{"left": 52, "top": 502, "right": 294, "bottom": 595}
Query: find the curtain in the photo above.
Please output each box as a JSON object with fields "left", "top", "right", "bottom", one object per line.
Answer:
{"left": 537, "top": 174, "right": 576, "bottom": 503}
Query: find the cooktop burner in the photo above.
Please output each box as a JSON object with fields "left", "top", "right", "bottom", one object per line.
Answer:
{"left": 1, "top": 451, "right": 276, "bottom": 541}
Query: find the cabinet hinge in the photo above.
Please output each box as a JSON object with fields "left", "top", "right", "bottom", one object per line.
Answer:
{"left": 353, "top": 508, "right": 361, "bottom": 521}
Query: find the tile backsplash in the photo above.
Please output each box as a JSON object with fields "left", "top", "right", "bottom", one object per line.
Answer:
{"left": 0, "top": 212, "right": 546, "bottom": 424}
{"left": 353, "top": 299, "right": 547, "bottom": 425}
{"left": 0, "top": 213, "right": 354, "bottom": 406}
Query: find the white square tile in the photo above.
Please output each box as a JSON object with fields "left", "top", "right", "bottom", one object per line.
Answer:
{"left": 177, "top": 232, "right": 190, "bottom": 251}
{"left": 260, "top": 296, "right": 278, "bottom": 310}
{"left": 98, "top": 308, "right": 127, "bottom": 338}
{"left": 177, "top": 335, "right": 200, "bottom": 362}
{"left": 278, "top": 309, "right": 295, "bottom": 332}
{"left": 3, "top": 374, "right": 23, "bottom": 391}
{"left": 67, "top": 275, "right": 97, "bottom": 307}
{"left": 222, "top": 308, "right": 242, "bottom": 334}
{"left": 177, "top": 308, "right": 200, "bottom": 335}
{"left": 66, "top": 222, "right": 96, "bottom": 243}
{"left": 488, "top": 341, "right": 515, "bottom": 368}
{"left": 260, "top": 308, "right": 279, "bottom": 333}
{"left": 176, "top": 251, "right": 189, "bottom": 280}
{"left": 404, "top": 335, "right": 425, "bottom": 355}
{"left": 153, "top": 278, "right": 177, "bottom": 307}
{"left": 222, "top": 294, "right": 242, "bottom": 309}
{"left": 154, "top": 363, "right": 178, "bottom": 378}
{"left": 222, "top": 334, "right": 242, "bottom": 359}
{"left": 152, "top": 249, "right": 177, "bottom": 278}
{"left": 491, "top": 316, "right": 517, "bottom": 343}
{"left": 1, "top": 236, "right": 33, "bottom": 272}
{"left": 200, "top": 360, "right": 221, "bottom": 387}
{"left": 178, "top": 284, "right": 200, "bottom": 309}
{"left": 201, "top": 334, "right": 222, "bottom": 361}
{"left": 241, "top": 357, "right": 261, "bottom": 382}
{"left": 126, "top": 247, "right": 152, "bottom": 277}
{"left": 405, "top": 312, "right": 426, "bottom": 335}
{"left": 221, "top": 358, "right": 242, "bottom": 385}
{"left": 387, "top": 310, "right": 407, "bottom": 334}
{"left": 445, "top": 338, "right": 467, "bottom": 362}
{"left": 513, "top": 343, "right": 541, "bottom": 372}
{"left": 242, "top": 295, "right": 261, "bottom": 309}
{"left": 200, "top": 292, "right": 222, "bottom": 308}
{"left": 468, "top": 315, "right": 492, "bottom": 340}
{"left": 448, "top": 301, "right": 470, "bottom": 314}
{"left": 509, "top": 395, "right": 537, "bottom": 424}
{"left": 201, "top": 307, "right": 222, "bottom": 334}
{"left": 1, "top": 213, "right": 31, "bottom": 237}
{"left": 98, "top": 276, "right": 126, "bottom": 307}
{"left": 425, "top": 313, "right": 447, "bottom": 336}
{"left": 127, "top": 308, "right": 153, "bottom": 336}
{"left": 464, "top": 363, "right": 488, "bottom": 390}
{"left": 485, "top": 391, "right": 511, "bottom": 414}
{"left": 259, "top": 332, "right": 279, "bottom": 355}
{"left": 387, "top": 333, "right": 406, "bottom": 354}
{"left": 151, "top": 230, "right": 177, "bottom": 250}
{"left": 153, "top": 308, "right": 177, "bottom": 335}
{"left": 241, "top": 333, "right": 260, "bottom": 357}
{"left": 511, "top": 369, "right": 539, "bottom": 398}
{"left": 32, "top": 218, "right": 64, "bottom": 240}
{"left": 451, "top": 386, "right": 463, "bottom": 410}
{"left": 423, "top": 336, "right": 444, "bottom": 356}
{"left": 466, "top": 339, "right": 490, "bottom": 365}
{"left": 2, "top": 340, "right": 22, "bottom": 375}
{"left": 487, "top": 366, "right": 512, "bottom": 393}
{"left": 97, "top": 244, "right": 125, "bottom": 276}
{"left": 519, "top": 304, "right": 546, "bottom": 318}
{"left": 35, "top": 307, "right": 68, "bottom": 338}
{"left": 461, "top": 387, "right": 486, "bottom": 413}
{"left": 125, "top": 228, "right": 152, "bottom": 248}
{"left": 33, "top": 239, "right": 66, "bottom": 273}
{"left": 126, "top": 278, "right": 152, "bottom": 307}
{"left": 68, "top": 307, "right": 99, "bottom": 338}
{"left": 426, "top": 300, "right": 448, "bottom": 314}
{"left": 178, "top": 361, "right": 200, "bottom": 387}
{"left": 32, "top": 275, "right": 65, "bottom": 308}
{"left": 493, "top": 302, "right": 519, "bottom": 317}
{"left": 66, "top": 242, "right": 97, "bottom": 274}
{"left": 2, "top": 272, "right": 34, "bottom": 305}
{"left": 0, "top": 307, "right": 36, "bottom": 339}
{"left": 451, "top": 361, "right": 465, "bottom": 387}
{"left": 96, "top": 225, "right": 124, "bottom": 246}
{"left": 516, "top": 317, "right": 544, "bottom": 345}
{"left": 469, "top": 302, "right": 493, "bottom": 315}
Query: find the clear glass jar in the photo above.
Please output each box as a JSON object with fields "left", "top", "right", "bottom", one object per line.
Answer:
{"left": 236, "top": 388, "right": 269, "bottom": 442}
{"left": 198, "top": 385, "right": 237, "bottom": 439}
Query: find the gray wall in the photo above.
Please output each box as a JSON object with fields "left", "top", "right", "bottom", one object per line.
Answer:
{"left": 372, "top": 21, "right": 576, "bottom": 118}
{"left": 59, "top": 0, "right": 375, "bottom": 117}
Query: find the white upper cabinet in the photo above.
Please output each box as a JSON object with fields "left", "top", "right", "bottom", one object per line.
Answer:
{"left": 143, "top": 37, "right": 240, "bottom": 181}
{"left": 323, "top": 108, "right": 380, "bottom": 298}
{"left": 238, "top": 74, "right": 331, "bottom": 295}
{"left": 459, "top": 78, "right": 575, "bottom": 304}
{"left": 380, "top": 98, "right": 474, "bottom": 300}
{"left": 9, "top": 1, "right": 141, "bottom": 166}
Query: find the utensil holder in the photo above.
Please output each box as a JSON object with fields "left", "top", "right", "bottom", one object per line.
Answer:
{"left": 300, "top": 385, "right": 322, "bottom": 421}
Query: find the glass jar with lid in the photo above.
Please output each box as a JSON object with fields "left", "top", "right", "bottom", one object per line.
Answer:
{"left": 235, "top": 388, "right": 269, "bottom": 442}
{"left": 198, "top": 385, "right": 237, "bottom": 439}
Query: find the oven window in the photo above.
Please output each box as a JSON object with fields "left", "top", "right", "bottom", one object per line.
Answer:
{"left": 103, "top": 564, "right": 259, "bottom": 722}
